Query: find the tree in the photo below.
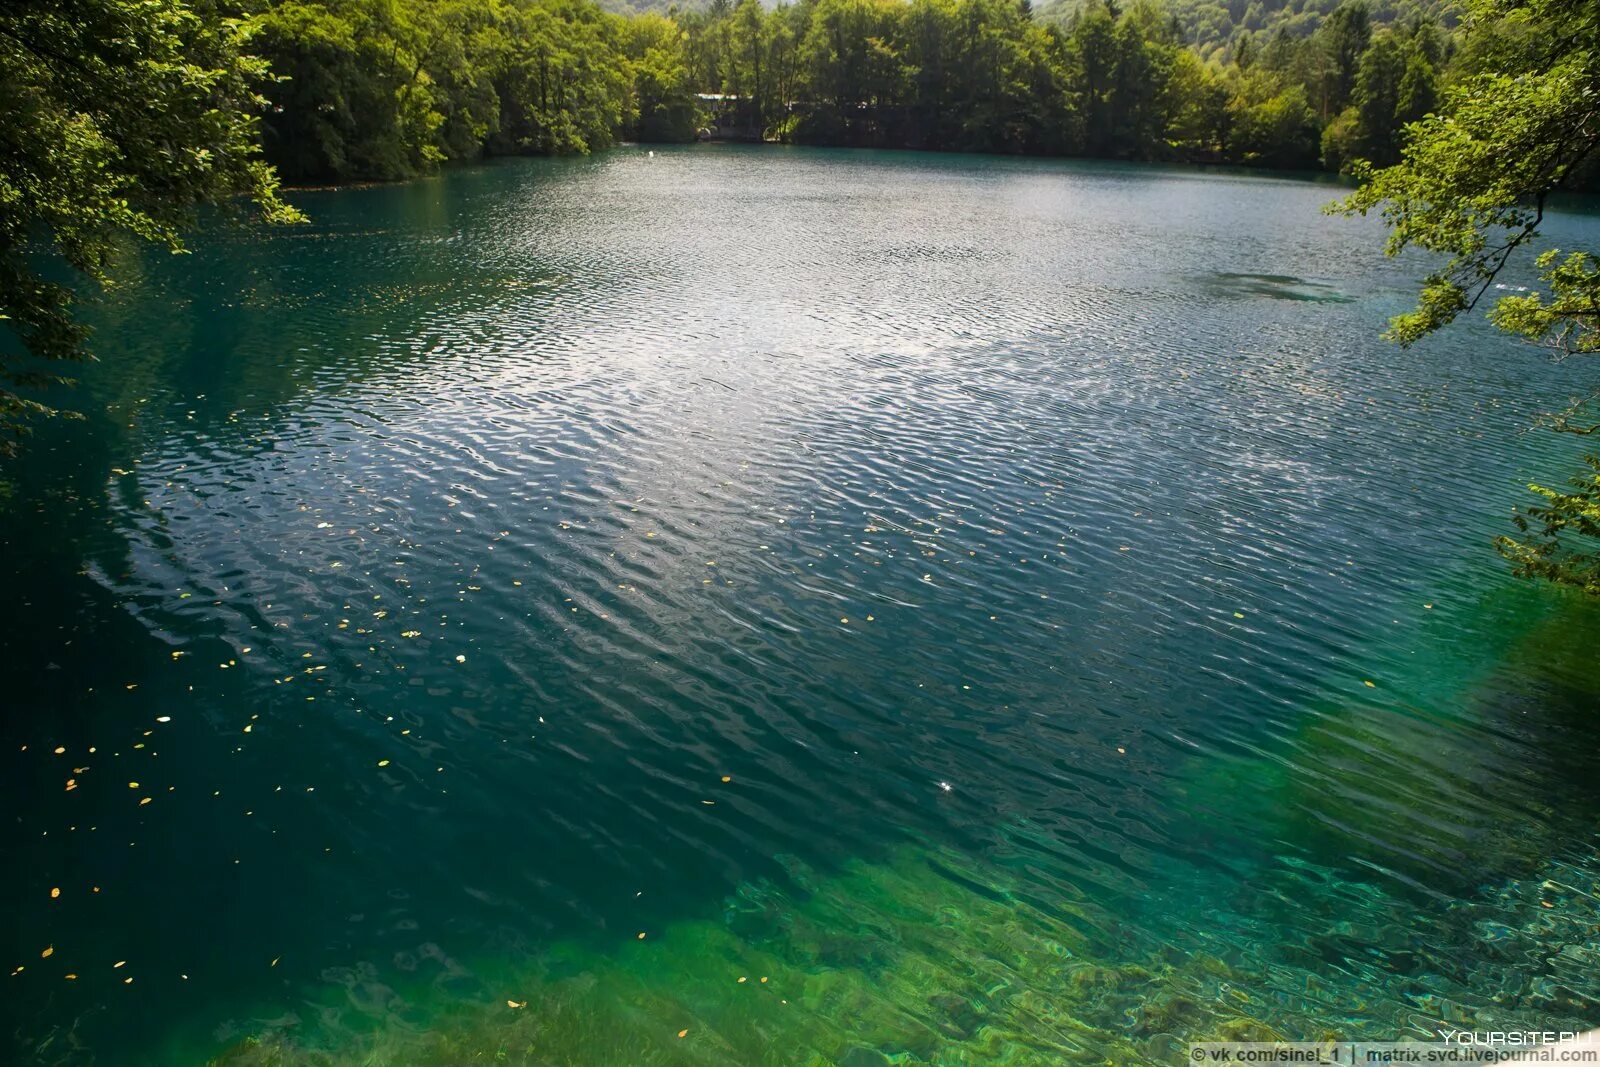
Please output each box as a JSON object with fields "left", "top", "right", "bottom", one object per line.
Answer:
{"left": 0, "top": 0, "right": 299, "bottom": 455}
{"left": 796, "top": 0, "right": 906, "bottom": 143}
{"left": 1393, "top": 27, "right": 1437, "bottom": 129}
{"left": 1305, "top": 0, "right": 1369, "bottom": 120}
{"left": 251, "top": 0, "right": 638, "bottom": 178}
{"left": 1322, "top": 23, "right": 1439, "bottom": 171}
{"left": 729, "top": 0, "right": 768, "bottom": 127}
{"left": 625, "top": 11, "right": 700, "bottom": 141}
{"left": 1337, "top": 0, "right": 1600, "bottom": 592}
{"left": 251, "top": 0, "right": 442, "bottom": 180}
{"left": 491, "top": 0, "right": 635, "bottom": 156}
{"left": 1231, "top": 68, "right": 1318, "bottom": 167}
{"left": 1349, "top": 31, "right": 1405, "bottom": 164}
{"left": 1067, "top": 3, "right": 1121, "bottom": 154}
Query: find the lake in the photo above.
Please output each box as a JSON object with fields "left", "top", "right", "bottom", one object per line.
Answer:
{"left": 4, "top": 145, "right": 1599, "bottom": 1064}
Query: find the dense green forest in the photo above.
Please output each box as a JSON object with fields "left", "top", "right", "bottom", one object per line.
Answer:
{"left": 215, "top": 0, "right": 1594, "bottom": 187}
{"left": 0, "top": 0, "right": 1571, "bottom": 185}
{"left": 1031, "top": 0, "right": 1454, "bottom": 54}
{"left": 601, "top": 0, "right": 1447, "bottom": 56}
{"left": 234, "top": 0, "right": 1462, "bottom": 180}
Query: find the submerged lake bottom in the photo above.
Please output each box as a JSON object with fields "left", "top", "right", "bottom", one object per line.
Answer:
{"left": 2, "top": 146, "right": 1599, "bottom": 1064}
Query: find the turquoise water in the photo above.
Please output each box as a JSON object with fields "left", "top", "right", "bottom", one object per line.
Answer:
{"left": 3, "top": 146, "right": 1599, "bottom": 1064}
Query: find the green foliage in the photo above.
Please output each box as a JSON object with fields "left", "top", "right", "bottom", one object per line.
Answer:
{"left": 1498, "top": 456, "right": 1600, "bottom": 596}
{"left": 638, "top": 0, "right": 1444, "bottom": 167}
{"left": 250, "top": 0, "right": 642, "bottom": 180}
{"left": 1336, "top": 0, "right": 1600, "bottom": 592}
{"left": 1230, "top": 68, "right": 1320, "bottom": 166}
{"left": 1336, "top": 0, "right": 1596, "bottom": 346}
{"left": 624, "top": 13, "right": 702, "bottom": 142}
{"left": 781, "top": 0, "right": 1079, "bottom": 153}
{"left": 1491, "top": 250, "right": 1600, "bottom": 356}
{"left": 490, "top": 0, "right": 636, "bottom": 155}
{"left": 0, "top": 0, "right": 300, "bottom": 455}
{"left": 1320, "top": 22, "right": 1439, "bottom": 168}
{"left": 1035, "top": 0, "right": 1449, "bottom": 57}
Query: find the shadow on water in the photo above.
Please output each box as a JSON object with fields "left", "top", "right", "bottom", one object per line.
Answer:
{"left": 1203, "top": 273, "right": 1356, "bottom": 303}
{"left": 1179, "top": 583, "right": 1600, "bottom": 893}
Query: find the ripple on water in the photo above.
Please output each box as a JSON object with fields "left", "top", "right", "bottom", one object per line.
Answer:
{"left": 3, "top": 147, "right": 1600, "bottom": 1064}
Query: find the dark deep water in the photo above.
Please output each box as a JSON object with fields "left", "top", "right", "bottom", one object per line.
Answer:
{"left": 3, "top": 146, "right": 1600, "bottom": 1065}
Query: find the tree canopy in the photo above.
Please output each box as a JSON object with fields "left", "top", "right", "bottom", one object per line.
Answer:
{"left": 1338, "top": 0, "right": 1600, "bottom": 591}
{"left": 0, "top": 0, "right": 298, "bottom": 455}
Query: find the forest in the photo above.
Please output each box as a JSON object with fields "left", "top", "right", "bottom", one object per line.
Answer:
{"left": 238, "top": 0, "right": 1470, "bottom": 181}
{"left": 5, "top": 0, "right": 1600, "bottom": 588}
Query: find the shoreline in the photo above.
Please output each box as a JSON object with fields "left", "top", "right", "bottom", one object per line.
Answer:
{"left": 276, "top": 139, "right": 1358, "bottom": 193}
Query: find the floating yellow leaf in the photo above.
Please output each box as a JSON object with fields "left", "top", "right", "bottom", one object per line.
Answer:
{"left": 41, "top": 946, "right": 53, "bottom": 958}
{"left": 377, "top": 759, "right": 390, "bottom": 767}
{"left": 507, "top": 1000, "right": 526, "bottom": 1009}
{"left": 677, "top": 1029, "right": 688, "bottom": 1039}
{"left": 1364, "top": 680, "right": 1376, "bottom": 688}
{"left": 50, "top": 888, "right": 60, "bottom": 899}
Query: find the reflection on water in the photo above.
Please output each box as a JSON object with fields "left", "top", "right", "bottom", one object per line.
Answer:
{"left": 2, "top": 147, "right": 1599, "bottom": 1064}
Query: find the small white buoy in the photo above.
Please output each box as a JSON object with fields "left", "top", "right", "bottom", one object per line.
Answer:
{"left": 648, "top": 150, "right": 655, "bottom": 158}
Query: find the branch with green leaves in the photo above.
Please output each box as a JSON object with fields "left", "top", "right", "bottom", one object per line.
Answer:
{"left": 0, "top": 0, "right": 301, "bottom": 456}
{"left": 1333, "top": 0, "right": 1600, "bottom": 593}
{"left": 1334, "top": 55, "right": 1600, "bottom": 348}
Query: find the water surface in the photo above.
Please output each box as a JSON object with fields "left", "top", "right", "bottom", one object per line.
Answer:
{"left": 4, "top": 146, "right": 1600, "bottom": 1064}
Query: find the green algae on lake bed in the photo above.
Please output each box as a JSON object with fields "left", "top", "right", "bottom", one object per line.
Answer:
{"left": 204, "top": 839, "right": 1600, "bottom": 1066}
